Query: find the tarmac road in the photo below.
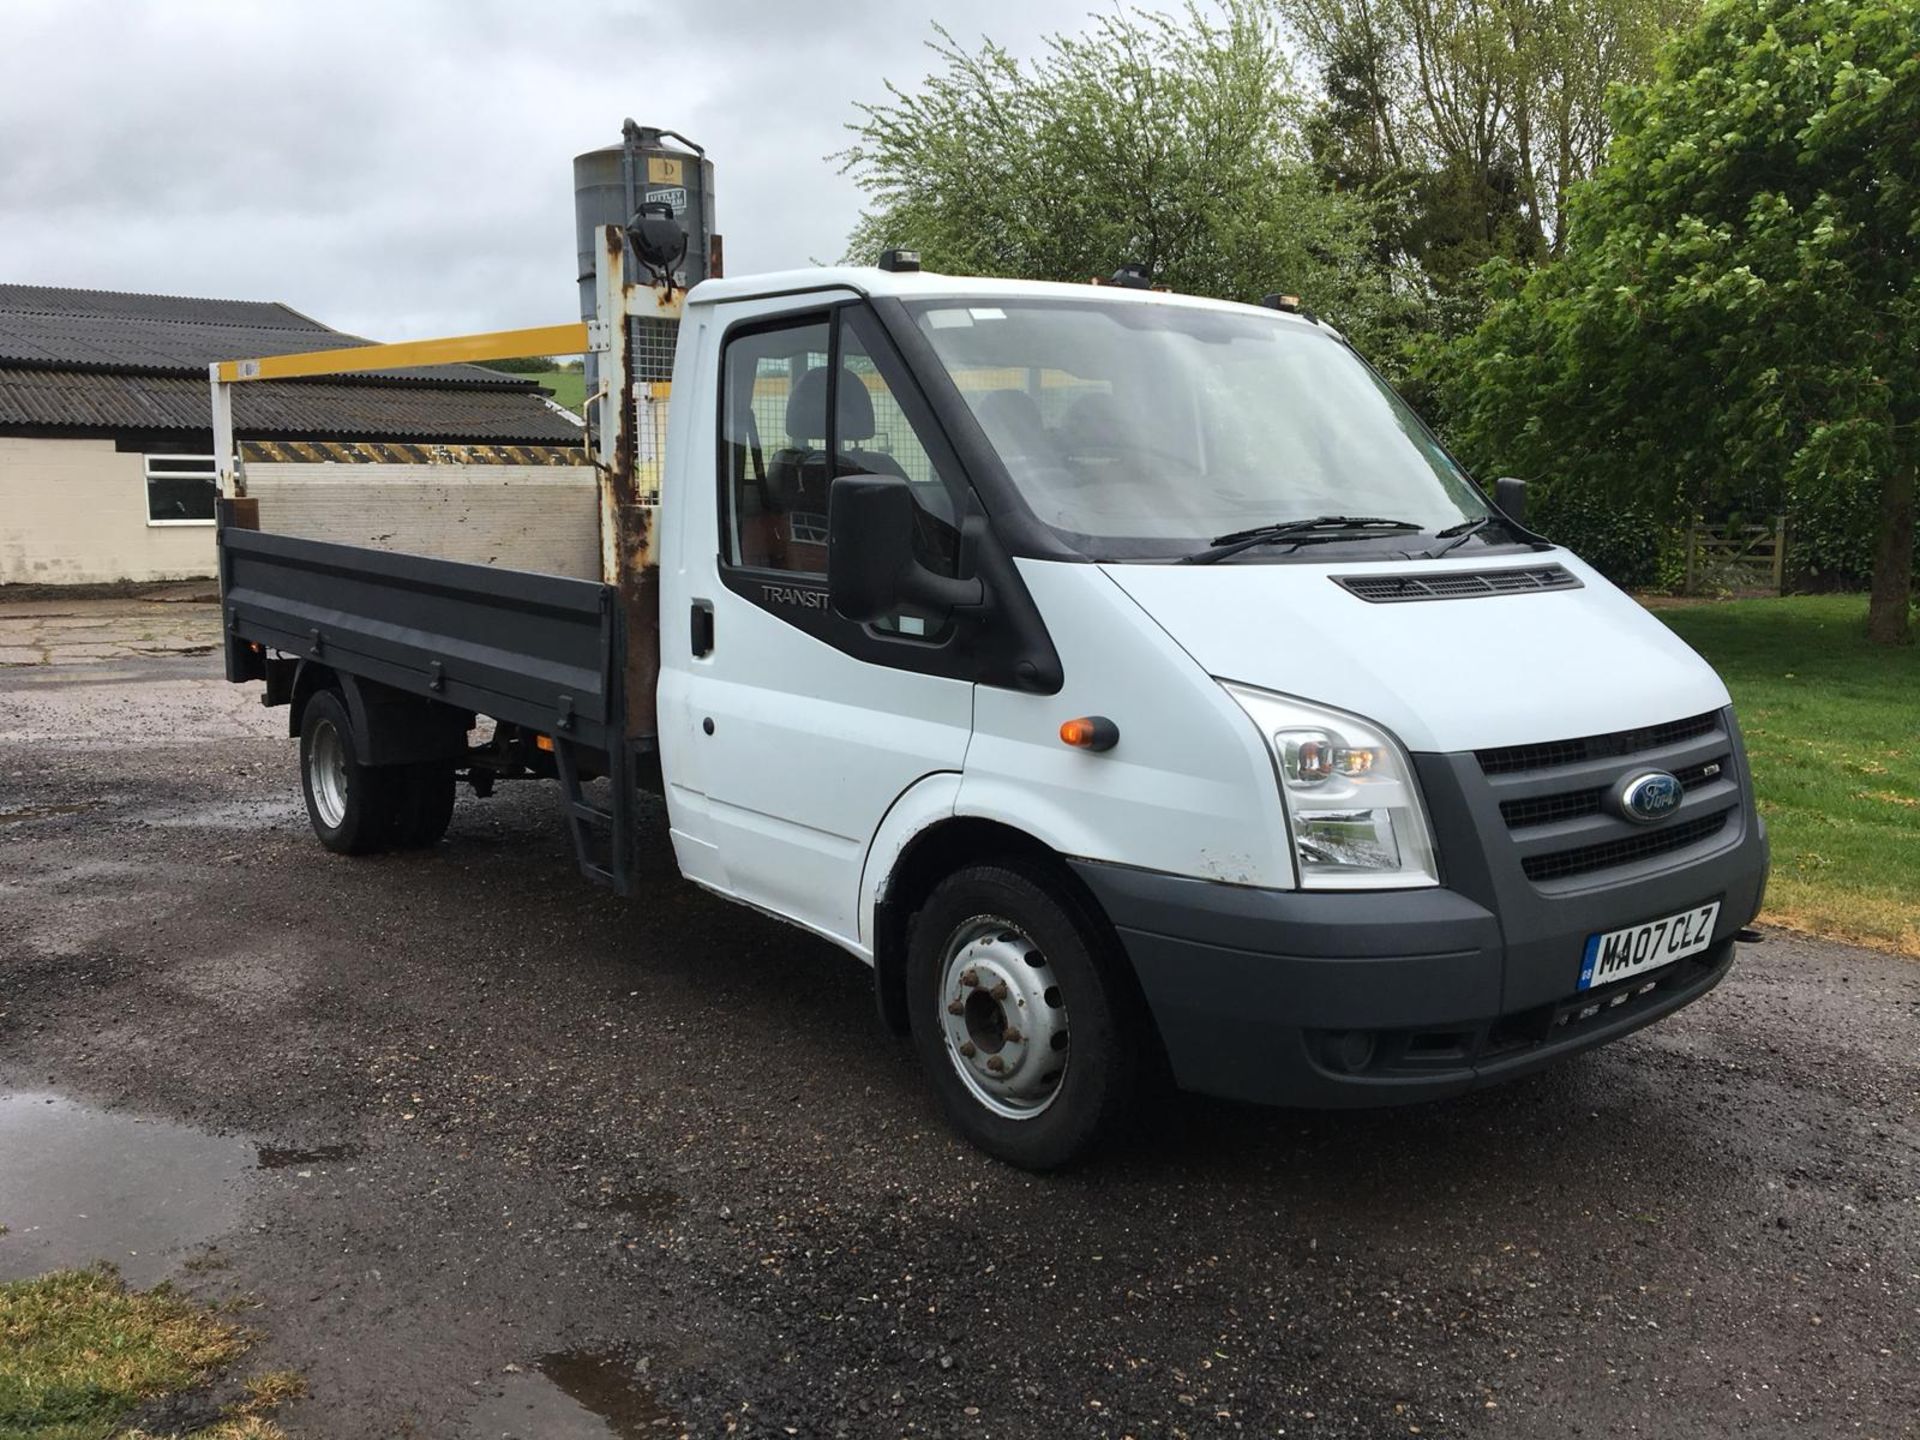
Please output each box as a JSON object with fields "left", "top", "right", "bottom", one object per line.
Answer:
{"left": 1, "top": 639, "right": 1915, "bottom": 1439}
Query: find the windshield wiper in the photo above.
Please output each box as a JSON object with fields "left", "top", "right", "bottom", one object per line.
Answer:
{"left": 1180, "top": 515, "right": 1425, "bottom": 565}
{"left": 1427, "top": 513, "right": 1554, "bottom": 558}
{"left": 1427, "top": 514, "right": 1498, "bottom": 558}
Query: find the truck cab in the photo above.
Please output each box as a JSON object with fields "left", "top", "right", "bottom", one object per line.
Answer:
{"left": 216, "top": 253, "right": 1768, "bottom": 1170}
{"left": 644, "top": 265, "right": 1767, "bottom": 1164}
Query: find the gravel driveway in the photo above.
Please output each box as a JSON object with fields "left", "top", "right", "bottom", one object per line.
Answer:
{"left": 1, "top": 630, "right": 1914, "bottom": 1439}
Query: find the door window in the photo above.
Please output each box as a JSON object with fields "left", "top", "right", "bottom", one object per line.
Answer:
{"left": 721, "top": 317, "right": 832, "bottom": 575}
{"left": 836, "top": 310, "right": 962, "bottom": 638}
{"left": 718, "top": 308, "right": 966, "bottom": 641}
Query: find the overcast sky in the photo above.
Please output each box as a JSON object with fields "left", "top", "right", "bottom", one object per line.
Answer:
{"left": 0, "top": 0, "right": 1101, "bottom": 340}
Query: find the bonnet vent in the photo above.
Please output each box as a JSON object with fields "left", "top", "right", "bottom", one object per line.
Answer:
{"left": 1333, "top": 565, "right": 1581, "bottom": 603}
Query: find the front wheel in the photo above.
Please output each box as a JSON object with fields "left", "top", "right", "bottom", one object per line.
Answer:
{"left": 299, "top": 689, "right": 396, "bottom": 855}
{"left": 907, "top": 863, "right": 1141, "bottom": 1169}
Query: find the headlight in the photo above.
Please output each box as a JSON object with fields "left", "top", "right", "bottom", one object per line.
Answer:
{"left": 1221, "top": 683, "right": 1439, "bottom": 890}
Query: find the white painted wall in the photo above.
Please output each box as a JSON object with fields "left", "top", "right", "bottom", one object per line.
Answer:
{"left": 0, "top": 442, "right": 603, "bottom": 586}
{"left": 0, "top": 436, "right": 214, "bottom": 585}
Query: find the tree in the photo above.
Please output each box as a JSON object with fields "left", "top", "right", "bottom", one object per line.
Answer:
{"left": 837, "top": 2, "right": 1415, "bottom": 357}
{"left": 1287, "top": 0, "right": 1695, "bottom": 321}
{"left": 1430, "top": 0, "right": 1919, "bottom": 643}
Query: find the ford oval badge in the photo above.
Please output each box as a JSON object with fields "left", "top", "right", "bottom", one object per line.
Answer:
{"left": 1616, "top": 770, "right": 1684, "bottom": 824}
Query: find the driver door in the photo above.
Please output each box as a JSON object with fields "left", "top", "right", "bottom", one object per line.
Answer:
{"left": 670, "top": 303, "right": 975, "bottom": 949}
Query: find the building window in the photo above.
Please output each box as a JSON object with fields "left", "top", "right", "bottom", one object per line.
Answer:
{"left": 145, "top": 454, "right": 219, "bottom": 525}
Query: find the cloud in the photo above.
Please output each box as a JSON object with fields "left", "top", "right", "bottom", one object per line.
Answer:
{"left": 0, "top": 0, "right": 1097, "bottom": 338}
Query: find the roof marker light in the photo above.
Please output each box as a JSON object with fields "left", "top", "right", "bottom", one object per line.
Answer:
{"left": 1260, "top": 293, "right": 1321, "bottom": 323}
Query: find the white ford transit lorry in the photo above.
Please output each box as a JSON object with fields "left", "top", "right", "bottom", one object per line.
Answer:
{"left": 215, "top": 239, "right": 1768, "bottom": 1169}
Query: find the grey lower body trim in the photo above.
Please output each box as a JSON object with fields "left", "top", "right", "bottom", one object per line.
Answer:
{"left": 1071, "top": 817, "right": 1768, "bottom": 1108}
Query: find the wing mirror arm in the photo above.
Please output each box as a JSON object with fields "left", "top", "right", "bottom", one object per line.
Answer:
{"left": 904, "top": 569, "right": 985, "bottom": 613}
{"left": 828, "top": 474, "right": 985, "bottom": 624}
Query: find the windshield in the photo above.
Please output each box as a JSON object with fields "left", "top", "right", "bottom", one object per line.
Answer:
{"left": 910, "top": 298, "right": 1492, "bottom": 561}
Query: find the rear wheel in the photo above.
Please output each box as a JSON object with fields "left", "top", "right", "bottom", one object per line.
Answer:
{"left": 299, "top": 689, "right": 395, "bottom": 855}
{"left": 907, "top": 862, "right": 1140, "bottom": 1170}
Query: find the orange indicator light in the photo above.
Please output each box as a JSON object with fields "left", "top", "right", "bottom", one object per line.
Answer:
{"left": 1059, "top": 716, "right": 1120, "bottom": 752}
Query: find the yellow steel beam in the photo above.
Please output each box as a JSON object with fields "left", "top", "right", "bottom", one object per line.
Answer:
{"left": 214, "top": 321, "right": 591, "bottom": 383}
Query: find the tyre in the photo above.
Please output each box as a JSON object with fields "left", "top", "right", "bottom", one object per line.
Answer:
{"left": 298, "top": 689, "right": 396, "bottom": 855}
{"left": 389, "top": 764, "right": 455, "bottom": 849}
{"left": 906, "top": 862, "right": 1141, "bottom": 1170}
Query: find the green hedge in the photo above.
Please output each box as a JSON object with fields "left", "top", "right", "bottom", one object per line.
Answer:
{"left": 1526, "top": 481, "right": 1669, "bottom": 590}
{"left": 1783, "top": 476, "right": 1915, "bottom": 591}
{"left": 1518, "top": 478, "right": 1913, "bottom": 595}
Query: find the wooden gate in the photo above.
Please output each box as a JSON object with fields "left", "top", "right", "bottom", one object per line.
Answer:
{"left": 1682, "top": 516, "right": 1788, "bottom": 595}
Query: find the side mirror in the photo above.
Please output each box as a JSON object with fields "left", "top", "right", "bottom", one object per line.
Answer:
{"left": 828, "top": 474, "right": 983, "bottom": 624}
{"left": 1492, "top": 476, "right": 1528, "bottom": 527}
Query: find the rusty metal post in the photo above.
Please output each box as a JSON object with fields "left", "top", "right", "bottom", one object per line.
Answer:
{"left": 591, "top": 225, "right": 663, "bottom": 743}
{"left": 591, "top": 226, "right": 628, "bottom": 583}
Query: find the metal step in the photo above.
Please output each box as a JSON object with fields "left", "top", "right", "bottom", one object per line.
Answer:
{"left": 551, "top": 734, "right": 631, "bottom": 896}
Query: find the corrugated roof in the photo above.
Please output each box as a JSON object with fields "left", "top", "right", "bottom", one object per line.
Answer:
{"left": 0, "top": 283, "right": 536, "bottom": 388}
{"left": 0, "top": 367, "right": 582, "bottom": 444}
{"left": 0, "top": 284, "right": 330, "bottom": 328}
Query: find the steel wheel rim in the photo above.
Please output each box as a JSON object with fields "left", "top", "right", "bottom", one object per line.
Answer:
{"left": 938, "top": 915, "right": 1069, "bottom": 1120}
{"left": 309, "top": 718, "right": 349, "bottom": 829}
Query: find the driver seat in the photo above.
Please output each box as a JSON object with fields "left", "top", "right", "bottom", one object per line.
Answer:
{"left": 763, "top": 366, "right": 909, "bottom": 563}
{"left": 1056, "top": 391, "right": 1124, "bottom": 461}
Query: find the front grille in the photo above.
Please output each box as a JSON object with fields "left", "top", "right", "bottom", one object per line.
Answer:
{"left": 1476, "top": 710, "right": 1741, "bottom": 886}
{"left": 1500, "top": 787, "right": 1605, "bottom": 829}
{"left": 1520, "top": 810, "right": 1730, "bottom": 882}
{"left": 1498, "top": 756, "right": 1728, "bottom": 829}
{"left": 1477, "top": 711, "right": 1720, "bottom": 776}
{"left": 1335, "top": 564, "right": 1581, "bottom": 603}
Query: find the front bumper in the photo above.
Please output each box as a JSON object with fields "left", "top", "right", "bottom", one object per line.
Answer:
{"left": 1070, "top": 803, "right": 1768, "bottom": 1108}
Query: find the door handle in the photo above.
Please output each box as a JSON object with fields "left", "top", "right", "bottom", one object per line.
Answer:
{"left": 690, "top": 600, "right": 714, "bottom": 657}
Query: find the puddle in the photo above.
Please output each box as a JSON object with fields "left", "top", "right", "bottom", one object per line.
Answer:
{"left": 540, "top": 1352, "right": 679, "bottom": 1434}
{"left": 466, "top": 1351, "right": 677, "bottom": 1438}
{"left": 0, "top": 1092, "right": 254, "bottom": 1285}
{"left": 574, "top": 1186, "right": 680, "bottom": 1224}
{"left": 0, "top": 801, "right": 102, "bottom": 825}
{"left": 255, "top": 1142, "right": 363, "bottom": 1170}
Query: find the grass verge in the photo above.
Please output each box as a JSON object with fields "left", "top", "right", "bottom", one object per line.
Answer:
{"left": 1657, "top": 593, "right": 1920, "bottom": 957}
{"left": 0, "top": 1266, "right": 298, "bottom": 1440}
{"left": 524, "top": 366, "right": 587, "bottom": 413}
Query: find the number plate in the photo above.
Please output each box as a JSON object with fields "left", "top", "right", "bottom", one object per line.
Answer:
{"left": 1579, "top": 901, "right": 1721, "bottom": 991}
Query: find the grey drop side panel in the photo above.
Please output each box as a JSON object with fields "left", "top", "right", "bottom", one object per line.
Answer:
{"left": 221, "top": 527, "right": 627, "bottom": 753}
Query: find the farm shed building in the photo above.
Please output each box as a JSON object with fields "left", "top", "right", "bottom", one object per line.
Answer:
{"left": 0, "top": 285, "right": 581, "bottom": 585}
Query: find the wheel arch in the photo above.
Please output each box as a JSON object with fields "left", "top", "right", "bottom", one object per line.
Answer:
{"left": 287, "top": 663, "right": 469, "bottom": 766}
{"left": 287, "top": 659, "right": 338, "bottom": 741}
{"left": 868, "top": 812, "right": 1150, "bottom": 1045}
